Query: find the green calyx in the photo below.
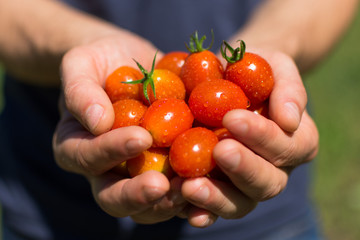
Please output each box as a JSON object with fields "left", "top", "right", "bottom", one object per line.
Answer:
{"left": 185, "top": 30, "right": 214, "bottom": 53}
{"left": 123, "top": 51, "right": 158, "bottom": 104}
{"left": 220, "top": 40, "right": 246, "bottom": 64}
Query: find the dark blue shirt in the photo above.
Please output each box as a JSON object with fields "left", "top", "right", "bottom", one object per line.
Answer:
{"left": 0, "top": 1, "right": 314, "bottom": 239}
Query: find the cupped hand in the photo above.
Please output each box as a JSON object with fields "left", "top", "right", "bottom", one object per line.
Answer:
{"left": 180, "top": 50, "right": 319, "bottom": 227}
{"left": 53, "top": 32, "right": 187, "bottom": 224}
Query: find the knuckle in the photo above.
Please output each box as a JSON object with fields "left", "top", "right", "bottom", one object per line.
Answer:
{"left": 209, "top": 196, "right": 229, "bottom": 217}
{"left": 272, "top": 140, "right": 297, "bottom": 167}
{"left": 63, "top": 80, "right": 84, "bottom": 112}
{"left": 257, "top": 181, "right": 285, "bottom": 201}
{"left": 75, "top": 140, "right": 104, "bottom": 176}
{"left": 242, "top": 168, "right": 260, "bottom": 187}
{"left": 223, "top": 199, "right": 257, "bottom": 220}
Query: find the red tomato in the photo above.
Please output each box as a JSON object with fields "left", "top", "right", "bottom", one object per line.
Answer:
{"left": 140, "top": 69, "right": 186, "bottom": 105}
{"left": 221, "top": 40, "right": 274, "bottom": 107}
{"left": 133, "top": 53, "right": 186, "bottom": 105}
{"left": 155, "top": 51, "right": 188, "bottom": 76}
{"left": 141, "top": 98, "right": 194, "bottom": 147}
{"left": 249, "top": 100, "right": 270, "bottom": 118}
{"left": 188, "top": 79, "right": 249, "bottom": 128}
{"left": 213, "top": 127, "right": 234, "bottom": 141}
{"left": 169, "top": 127, "right": 218, "bottom": 178}
{"left": 180, "top": 31, "right": 224, "bottom": 94}
{"left": 111, "top": 99, "right": 147, "bottom": 129}
{"left": 105, "top": 66, "right": 143, "bottom": 102}
{"left": 126, "top": 147, "right": 173, "bottom": 178}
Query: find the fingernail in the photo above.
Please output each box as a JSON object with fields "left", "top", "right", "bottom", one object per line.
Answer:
{"left": 85, "top": 104, "right": 104, "bottom": 131}
{"left": 284, "top": 102, "right": 300, "bottom": 126}
{"left": 217, "top": 149, "right": 241, "bottom": 171}
{"left": 191, "top": 211, "right": 217, "bottom": 228}
{"left": 201, "top": 214, "right": 217, "bottom": 228}
{"left": 192, "top": 182, "right": 210, "bottom": 203}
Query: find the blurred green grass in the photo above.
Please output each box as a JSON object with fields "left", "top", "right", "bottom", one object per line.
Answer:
{"left": 0, "top": 9, "right": 360, "bottom": 239}
{"left": 305, "top": 7, "right": 360, "bottom": 240}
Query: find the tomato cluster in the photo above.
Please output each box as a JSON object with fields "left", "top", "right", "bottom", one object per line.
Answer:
{"left": 105, "top": 31, "right": 274, "bottom": 179}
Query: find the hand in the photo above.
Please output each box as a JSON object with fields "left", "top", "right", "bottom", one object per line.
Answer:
{"left": 53, "top": 33, "right": 187, "bottom": 224}
{"left": 179, "top": 50, "right": 319, "bottom": 227}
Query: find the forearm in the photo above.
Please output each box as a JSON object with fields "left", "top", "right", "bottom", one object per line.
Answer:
{"left": 0, "top": 0, "right": 120, "bottom": 86}
{"left": 233, "top": 0, "right": 359, "bottom": 72}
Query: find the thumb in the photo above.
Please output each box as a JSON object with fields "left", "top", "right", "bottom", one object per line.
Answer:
{"left": 60, "top": 46, "right": 114, "bottom": 135}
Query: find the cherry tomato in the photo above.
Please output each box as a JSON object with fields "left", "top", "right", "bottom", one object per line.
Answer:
{"left": 111, "top": 99, "right": 147, "bottom": 129}
{"left": 249, "top": 100, "right": 270, "bottom": 118}
{"left": 140, "top": 69, "right": 186, "bottom": 105}
{"left": 188, "top": 79, "right": 249, "bottom": 128}
{"left": 126, "top": 147, "right": 173, "bottom": 178}
{"left": 133, "top": 53, "right": 186, "bottom": 105}
{"left": 141, "top": 98, "right": 194, "bottom": 147}
{"left": 169, "top": 127, "right": 218, "bottom": 178}
{"left": 180, "top": 31, "right": 224, "bottom": 94}
{"left": 155, "top": 51, "right": 188, "bottom": 76}
{"left": 221, "top": 40, "right": 274, "bottom": 107}
{"left": 105, "top": 66, "right": 143, "bottom": 102}
{"left": 213, "top": 127, "right": 234, "bottom": 141}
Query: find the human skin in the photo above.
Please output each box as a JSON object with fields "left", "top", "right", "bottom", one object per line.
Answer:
{"left": 0, "top": 0, "right": 358, "bottom": 228}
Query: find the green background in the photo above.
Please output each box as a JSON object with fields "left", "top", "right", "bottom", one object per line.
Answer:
{"left": 305, "top": 7, "right": 360, "bottom": 240}
{"left": 1, "top": 8, "right": 360, "bottom": 239}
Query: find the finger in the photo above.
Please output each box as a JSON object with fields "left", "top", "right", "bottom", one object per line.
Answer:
{"left": 182, "top": 177, "right": 257, "bottom": 219}
{"left": 185, "top": 206, "right": 218, "bottom": 228}
{"left": 223, "top": 109, "right": 318, "bottom": 167}
{"left": 213, "top": 139, "right": 290, "bottom": 201}
{"left": 61, "top": 47, "right": 114, "bottom": 135}
{"left": 53, "top": 113, "right": 152, "bottom": 175}
{"left": 266, "top": 52, "right": 307, "bottom": 132}
{"left": 89, "top": 171, "right": 170, "bottom": 219}
{"left": 131, "top": 177, "right": 188, "bottom": 224}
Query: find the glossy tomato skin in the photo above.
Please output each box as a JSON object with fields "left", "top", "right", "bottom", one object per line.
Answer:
{"left": 180, "top": 51, "right": 224, "bottom": 95}
{"left": 224, "top": 52, "right": 274, "bottom": 107}
{"left": 111, "top": 99, "right": 147, "bottom": 129}
{"left": 141, "top": 98, "right": 194, "bottom": 147}
{"left": 140, "top": 69, "right": 186, "bottom": 105}
{"left": 213, "top": 127, "right": 234, "bottom": 141}
{"left": 169, "top": 127, "right": 218, "bottom": 178}
{"left": 126, "top": 147, "right": 173, "bottom": 178}
{"left": 105, "top": 66, "right": 143, "bottom": 103}
{"left": 188, "top": 79, "right": 249, "bottom": 128}
{"left": 249, "top": 99, "right": 270, "bottom": 118}
{"left": 155, "top": 51, "right": 188, "bottom": 76}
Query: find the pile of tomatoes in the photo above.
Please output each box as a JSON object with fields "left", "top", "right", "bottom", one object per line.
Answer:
{"left": 105, "top": 31, "right": 274, "bottom": 179}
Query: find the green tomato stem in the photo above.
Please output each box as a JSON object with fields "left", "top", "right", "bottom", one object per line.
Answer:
{"left": 122, "top": 51, "right": 159, "bottom": 104}
{"left": 221, "top": 40, "right": 246, "bottom": 63}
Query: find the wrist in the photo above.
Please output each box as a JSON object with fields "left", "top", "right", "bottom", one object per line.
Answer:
{"left": 0, "top": 0, "right": 122, "bottom": 86}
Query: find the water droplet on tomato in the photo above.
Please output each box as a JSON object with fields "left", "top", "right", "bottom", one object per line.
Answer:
{"left": 248, "top": 63, "right": 256, "bottom": 71}
{"left": 220, "top": 94, "right": 228, "bottom": 100}
{"left": 201, "top": 60, "right": 209, "bottom": 69}
{"left": 164, "top": 112, "right": 173, "bottom": 121}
